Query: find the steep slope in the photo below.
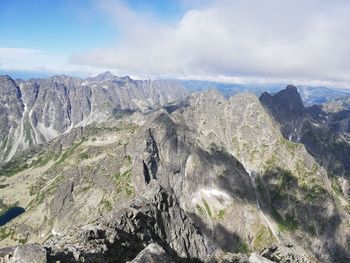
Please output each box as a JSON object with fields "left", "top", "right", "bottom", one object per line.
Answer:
{"left": 260, "top": 86, "right": 350, "bottom": 198}
{"left": 0, "top": 73, "right": 187, "bottom": 164}
{"left": 177, "top": 90, "right": 350, "bottom": 262}
{"left": 0, "top": 114, "right": 142, "bottom": 246}
{"left": 0, "top": 76, "right": 25, "bottom": 162}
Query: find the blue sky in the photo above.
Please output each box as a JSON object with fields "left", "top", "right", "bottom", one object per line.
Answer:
{"left": 1, "top": 0, "right": 350, "bottom": 87}
{"left": 0, "top": 0, "right": 113, "bottom": 53}
{"left": 0, "top": 0, "right": 183, "bottom": 54}
{"left": 0, "top": 0, "right": 189, "bottom": 78}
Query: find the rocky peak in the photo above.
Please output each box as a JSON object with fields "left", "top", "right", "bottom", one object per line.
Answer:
{"left": 285, "top": 84, "right": 298, "bottom": 92}
{"left": 92, "top": 71, "right": 117, "bottom": 82}
{"left": 189, "top": 88, "right": 226, "bottom": 107}
{"left": 260, "top": 85, "right": 306, "bottom": 123}
{"left": 0, "top": 75, "right": 21, "bottom": 98}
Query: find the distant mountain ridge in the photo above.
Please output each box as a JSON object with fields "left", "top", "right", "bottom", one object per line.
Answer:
{"left": 180, "top": 79, "right": 350, "bottom": 105}
{"left": 0, "top": 72, "right": 187, "bottom": 163}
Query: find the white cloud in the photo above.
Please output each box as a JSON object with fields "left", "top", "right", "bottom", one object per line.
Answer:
{"left": 0, "top": 47, "right": 115, "bottom": 77}
{"left": 0, "top": 48, "right": 62, "bottom": 70}
{"left": 71, "top": 0, "right": 350, "bottom": 86}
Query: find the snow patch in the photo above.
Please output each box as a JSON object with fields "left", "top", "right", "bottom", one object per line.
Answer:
{"left": 192, "top": 187, "right": 233, "bottom": 210}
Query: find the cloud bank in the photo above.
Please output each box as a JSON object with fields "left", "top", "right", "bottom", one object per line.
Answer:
{"left": 71, "top": 0, "right": 350, "bottom": 85}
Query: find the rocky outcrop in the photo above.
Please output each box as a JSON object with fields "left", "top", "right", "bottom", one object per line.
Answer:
{"left": 259, "top": 244, "right": 315, "bottom": 263}
{"left": 130, "top": 243, "right": 174, "bottom": 263}
{"left": 260, "top": 85, "right": 306, "bottom": 140}
{"left": 45, "top": 184, "right": 209, "bottom": 262}
{"left": 0, "top": 243, "right": 46, "bottom": 263}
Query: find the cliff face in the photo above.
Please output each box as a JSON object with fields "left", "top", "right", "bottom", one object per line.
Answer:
{"left": 0, "top": 73, "right": 187, "bottom": 164}
{"left": 260, "top": 86, "right": 350, "bottom": 198}
{"left": 1, "top": 88, "right": 350, "bottom": 262}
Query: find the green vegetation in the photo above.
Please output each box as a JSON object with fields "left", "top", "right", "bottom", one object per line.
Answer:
{"left": 0, "top": 148, "right": 60, "bottom": 177}
{"left": 271, "top": 208, "right": 298, "bottom": 232}
{"left": 124, "top": 155, "right": 132, "bottom": 166}
{"left": 263, "top": 154, "right": 278, "bottom": 171}
{"left": 253, "top": 226, "right": 276, "bottom": 250}
{"left": 114, "top": 155, "right": 135, "bottom": 197}
{"left": 303, "top": 184, "right": 328, "bottom": 201}
{"left": 280, "top": 138, "right": 300, "bottom": 154}
{"left": 100, "top": 199, "right": 113, "bottom": 212}
{"left": 262, "top": 167, "right": 297, "bottom": 203}
{"left": 85, "top": 123, "right": 138, "bottom": 137}
{"left": 294, "top": 160, "right": 328, "bottom": 201}
{"left": 259, "top": 166, "right": 300, "bottom": 232}
{"left": 55, "top": 138, "right": 85, "bottom": 165}
{"left": 0, "top": 227, "right": 12, "bottom": 241}
{"left": 125, "top": 187, "right": 134, "bottom": 197}
{"left": 196, "top": 204, "right": 205, "bottom": 215}
{"left": 344, "top": 204, "right": 350, "bottom": 215}
{"left": 18, "top": 236, "right": 28, "bottom": 245}
{"left": 0, "top": 161, "right": 30, "bottom": 177}
{"left": 79, "top": 151, "right": 90, "bottom": 160}
{"left": 236, "top": 241, "right": 250, "bottom": 254}
{"left": 33, "top": 156, "right": 52, "bottom": 167}
{"left": 330, "top": 175, "right": 343, "bottom": 196}
{"left": 202, "top": 198, "right": 212, "bottom": 217}
{"left": 115, "top": 169, "right": 135, "bottom": 197}
{"left": 30, "top": 177, "right": 48, "bottom": 196}
{"left": 217, "top": 209, "right": 226, "bottom": 220}
{"left": 28, "top": 175, "right": 64, "bottom": 208}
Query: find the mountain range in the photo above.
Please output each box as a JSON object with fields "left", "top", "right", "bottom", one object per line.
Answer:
{"left": 0, "top": 73, "right": 350, "bottom": 263}
{"left": 0, "top": 72, "right": 187, "bottom": 164}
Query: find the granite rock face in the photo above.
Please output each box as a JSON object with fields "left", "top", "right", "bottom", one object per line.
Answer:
{"left": 0, "top": 243, "right": 47, "bottom": 263}
{"left": 0, "top": 73, "right": 187, "bottom": 163}
{"left": 130, "top": 243, "right": 174, "bottom": 263}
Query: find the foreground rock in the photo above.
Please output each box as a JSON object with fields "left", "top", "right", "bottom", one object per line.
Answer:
{"left": 45, "top": 184, "right": 209, "bottom": 262}
{"left": 0, "top": 243, "right": 46, "bottom": 263}
{"left": 130, "top": 243, "right": 174, "bottom": 263}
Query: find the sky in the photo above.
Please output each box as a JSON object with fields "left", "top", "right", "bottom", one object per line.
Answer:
{"left": 1, "top": 0, "right": 350, "bottom": 87}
